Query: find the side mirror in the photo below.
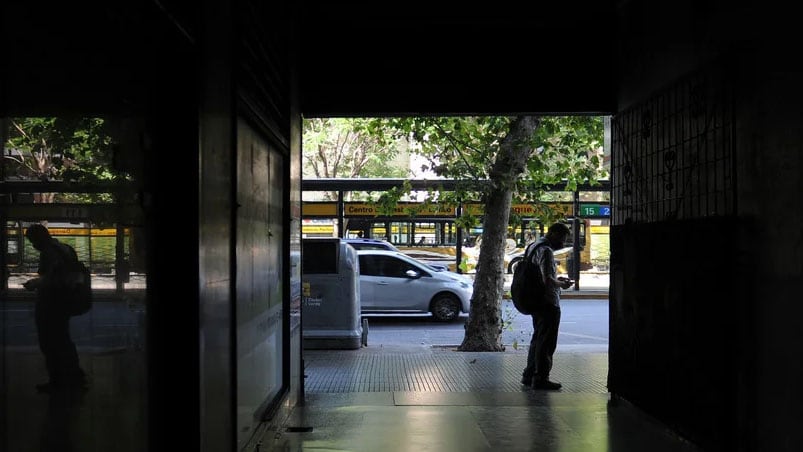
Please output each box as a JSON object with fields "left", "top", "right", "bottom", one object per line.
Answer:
{"left": 405, "top": 269, "right": 420, "bottom": 279}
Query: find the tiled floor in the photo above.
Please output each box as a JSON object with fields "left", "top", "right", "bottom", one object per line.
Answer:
{"left": 3, "top": 339, "right": 702, "bottom": 451}
{"left": 302, "top": 345, "right": 609, "bottom": 394}
{"left": 261, "top": 345, "right": 702, "bottom": 451}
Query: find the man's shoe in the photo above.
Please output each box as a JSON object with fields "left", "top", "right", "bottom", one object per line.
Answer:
{"left": 521, "top": 375, "right": 533, "bottom": 386}
{"left": 532, "top": 380, "right": 562, "bottom": 390}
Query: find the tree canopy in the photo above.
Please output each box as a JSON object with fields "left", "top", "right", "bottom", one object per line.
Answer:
{"left": 302, "top": 117, "right": 410, "bottom": 200}
{"left": 4, "top": 117, "right": 118, "bottom": 182}
{"left": 4, "top": 117, "right": 124, "bottom": 202}
{"left": 374, "top": 116, "right": 606, "bottom": 224}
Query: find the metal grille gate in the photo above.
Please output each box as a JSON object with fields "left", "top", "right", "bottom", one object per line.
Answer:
{"left": 612, "top": 67, "right": 735, "bottom": 225}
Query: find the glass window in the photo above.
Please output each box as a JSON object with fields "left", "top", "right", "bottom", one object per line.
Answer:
{"left": 358, "top": 255, "right": 381, "bottom": 276}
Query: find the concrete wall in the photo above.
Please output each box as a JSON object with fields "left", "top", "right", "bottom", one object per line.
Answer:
{"left": 612, "top": 1, "right": 803, "bottom": 449}
{"left": 733, "top": 68, "right": 803, "bottom": 450}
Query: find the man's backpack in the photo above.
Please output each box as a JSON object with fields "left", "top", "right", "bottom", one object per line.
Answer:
{"left": 55, "top": 243, "right": 93, "bottom": 316}
{"left": 66, "top": 260, "right": 93, "bottom": 316}
{"left": 510, "top": 241, "right": 549, "bottom": 315}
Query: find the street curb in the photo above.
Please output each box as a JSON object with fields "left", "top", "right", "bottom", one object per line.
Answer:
{"left": 502, "top": 291, "right": 609, "bottom": 301}
{"left": 561, "top": 292, "right": 609, "bottom": 299}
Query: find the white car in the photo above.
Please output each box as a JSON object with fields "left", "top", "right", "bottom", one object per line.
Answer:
{"left": 356, "top": 250, "right": 473, "bottom": 321}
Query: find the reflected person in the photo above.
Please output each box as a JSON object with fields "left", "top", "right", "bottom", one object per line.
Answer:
{"left": 23, "top": 224, "right": 87, "bottom": 393}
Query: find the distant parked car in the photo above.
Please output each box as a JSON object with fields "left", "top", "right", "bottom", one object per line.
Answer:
{"left": 344, "top": 238, "right": 449, "bottom": 272}
{"left": 356, "top": 250, "right": 472, "bottom": 322}
{"left": 343, "top": 237, "right": 399, "bottom": 251}
{"left": 506, "top": 246, "right": 574, "bottom": 274}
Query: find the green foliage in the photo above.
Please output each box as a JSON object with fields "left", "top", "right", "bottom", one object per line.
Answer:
{"left": 500, "top": 303, "right": 529, "bottom": 351}
{"left": 458, "top": 257, "right": 469, "bottom": 273}
{"left": 304, "top": 115, "right": 606, "bottom": 226}
{"left": 303, "top": 115, "right": 606, "bottom": 225}
{"left": 5, "top": 117, "right": 120, "bottom": 185}
{"left": 524, "top": 116, "right": 607, "bottom": 191}
{"left": 378, "top": 116, "right": 509, "bottom": 182}
{"left": 368, "top": 116, "right": 607, "bottom": 222}
{"left": 369, "top": 180, "right": 413, "bottom": 217}
{"left": 302, "top": 118, "right": 410, "bottom": 180}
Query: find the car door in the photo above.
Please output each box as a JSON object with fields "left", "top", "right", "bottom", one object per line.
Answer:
{"left": 357, "top": 254, "right": 378, "bottom": 307}
{"left": 359, "top": 254, "right": 428, "bottom": 311}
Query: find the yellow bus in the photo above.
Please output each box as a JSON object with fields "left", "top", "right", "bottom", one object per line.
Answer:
{"left": 301, "top": 201, "right": 609, "bottom": 274}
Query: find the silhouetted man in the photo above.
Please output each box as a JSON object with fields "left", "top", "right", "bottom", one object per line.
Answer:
{"left": 24, "top": 224, "right": 87, "bottom": 393}
{"left": 521, "top": 222, "right": 573, "bottom": 390}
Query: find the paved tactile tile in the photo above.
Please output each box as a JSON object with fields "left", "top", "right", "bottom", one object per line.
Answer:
{"left": 304, "top": 346, "right": 608, "bottom": 394}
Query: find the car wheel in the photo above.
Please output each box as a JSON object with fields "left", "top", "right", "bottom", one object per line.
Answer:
{"left": 430, "top": 294, "right": 461, "bottom": 322}
{"left": 508, "top": 257, "right": 523, "bottom": 274}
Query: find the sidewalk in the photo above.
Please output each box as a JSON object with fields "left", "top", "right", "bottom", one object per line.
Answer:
{"left": 6, "top": 273, "right": 147, "bottom": 290}
{"left": 302, "top": 343, "right": 609, "bottom": 394}
{"left": 556, "top": 272, "right": 609, "bottom": 299}
{"left": 258, "top": 343, "right": 699, "bottom": 451}
{"left": 501, "top": 271, "right": 609, "bottom": 299}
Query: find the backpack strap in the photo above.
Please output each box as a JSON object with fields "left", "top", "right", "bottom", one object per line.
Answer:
{"left": 526, "top": 240, "right": 549, "bottom": 264}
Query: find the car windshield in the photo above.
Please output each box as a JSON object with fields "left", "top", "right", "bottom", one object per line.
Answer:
{"left": 345, "top": 239, "right": 398, "bottom": 251}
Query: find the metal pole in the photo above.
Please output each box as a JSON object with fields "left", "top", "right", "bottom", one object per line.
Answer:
{"left": 1, "top": 119, "right": 7, "bottom": 293}
{"left": 0, "top": 217, "right": 6, "bottom": 293}
{"left": 455, "top": 202, "right": 463, "bottom": 274}
{"left": 116, "top": 224, "right": 126, "bottom": 293}
{"left": 337, "top": 190, "right": 344, "bottom": 238}
{"left": 572, "top": 191, "right": 581, "bottom": 291}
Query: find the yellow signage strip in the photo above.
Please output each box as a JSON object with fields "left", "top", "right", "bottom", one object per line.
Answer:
{"left": 47, "top": 228, "right": 120, "bottom": 236}
{"left": 16, "top": 227, "right": 126, "bottom": 236}
{"left": 301, "top": 203, "right": 338, "bottom": 216}
{"left": 345, "top": 203, "right": 458, "bottom": 217}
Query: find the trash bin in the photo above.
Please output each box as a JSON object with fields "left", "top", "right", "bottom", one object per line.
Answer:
{"left": 301, "top": 238, "right": 365, "bottom": 349}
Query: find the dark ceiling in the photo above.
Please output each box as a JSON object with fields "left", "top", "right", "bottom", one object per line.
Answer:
{"left": 1, "top": 1, "right": 617, "bottom": 117}
{"left": 297, "top": 2, "right": 617, "bottom": 116}
{"left": 1, "top": 2, "right": 195, "bottom": 116}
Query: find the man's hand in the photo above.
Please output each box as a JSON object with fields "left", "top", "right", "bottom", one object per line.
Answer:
{"left": 557, "top": 276, "right": 574, "bottom": 290}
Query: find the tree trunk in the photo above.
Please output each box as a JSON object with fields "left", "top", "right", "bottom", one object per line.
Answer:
{"left": 459, "top": 116, "right": 541, "bottom": 352}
